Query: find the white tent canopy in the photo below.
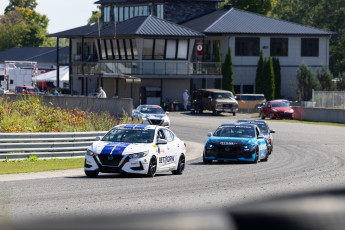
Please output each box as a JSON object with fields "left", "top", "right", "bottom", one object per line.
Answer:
{"left": 35, "top": 66, "right": 69, "bottom": 83}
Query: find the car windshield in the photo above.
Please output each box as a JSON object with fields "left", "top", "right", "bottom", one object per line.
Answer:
{"left": 211, "top": 92, "right": 234, "bottom": 99}
{"left": 271, "top": 101, "right": 289, "bottom": 107}
{"left": 140, "top": 106, "right": 165, "bottom": 114}
{"left": 214, "top": 126, "right": 255, "bottom": 138}
{"left": 240, "top": 122, "right": 268, "bottom": 134}
{"left": 26, "top": 88, "right": 39, "bottom": 93}
{"left": 101, "top": 128, "right": 155, "bottom": 143}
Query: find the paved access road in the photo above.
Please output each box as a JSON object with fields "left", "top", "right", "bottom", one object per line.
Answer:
{"left": 1, "top": 112, "right": 345, "bottom": 222}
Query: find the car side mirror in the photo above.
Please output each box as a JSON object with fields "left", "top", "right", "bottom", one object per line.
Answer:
{"left": 207, "top": 132, "right": 213, "bottom": 137}
{"left": 270, "top": 130, "right": 276, "bottom": 133}
{"left": 157, "top": 139, "right": 168, "bottom": 145}
{"left": 258, "top": 134, "right": 264, "bottom": 139}
{"left": 95, "top": 136, "right": 102, "bottom": 141}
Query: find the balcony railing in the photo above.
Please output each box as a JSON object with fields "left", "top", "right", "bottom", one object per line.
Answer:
{"left": 71, "top": 61, "right": 222, "bottom": 76}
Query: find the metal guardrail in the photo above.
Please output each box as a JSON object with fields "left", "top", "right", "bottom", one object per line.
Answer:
{"left": 0, "top": 131, "right": 107, "bottom": 161}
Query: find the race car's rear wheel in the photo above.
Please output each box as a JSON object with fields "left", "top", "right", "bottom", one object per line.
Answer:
{"left": 147, "top": 157, "right": 157, "bottom": 177}
{"left": 172, "top": 155, "right": 185, "bottom": 175}
{"left": 85, "top": 170, "right": 99, "bottom": 178}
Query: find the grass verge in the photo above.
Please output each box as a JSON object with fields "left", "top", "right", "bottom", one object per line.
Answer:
{"left": 0, "top": 157, "right": 84, "bottom": 175}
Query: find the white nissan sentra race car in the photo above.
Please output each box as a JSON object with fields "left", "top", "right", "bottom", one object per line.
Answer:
{"left": 84, "top": 124, "right": 186, "bottom": 177}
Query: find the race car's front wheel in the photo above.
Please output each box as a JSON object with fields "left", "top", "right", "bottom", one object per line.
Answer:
{"left": 147, "top": 157, "right": 157, "bottom": 177}
{"left": 85, "top": 170, "right": 99, "bottom": 178}
{"left": 172, "top": 155, "right": 185, "bottom": 175}
{"left": 203, "top": 152, "right": 212, "bottom": 164}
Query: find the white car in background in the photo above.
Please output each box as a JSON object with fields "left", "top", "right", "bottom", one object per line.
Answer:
{"left": 84, "top": 124, "right": 186, "bottom": 177}
{"left": 132, "top": 105, "right": 170, "bottom": 127}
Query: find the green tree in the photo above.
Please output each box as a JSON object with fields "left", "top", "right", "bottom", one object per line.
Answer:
{"left": 316, "top": 67, "right": 335, "bottom": 91}
{"left": 271, "top": 0, "right": 345, "bottom": 76}
{"left": 214, "top": 41, "right": 222, "bottom": 89}
{"left": 0, "top": 0, "right": 49, "bottom": 50}
{"left": 255, "top": 51, "right": 265, "bottom": 94}
{"left": 273, "top": 57, "right": 281, "bottom": 98}
{"left": 88, "top": 10, "right": 101, "bottom": 24}
{"left": 222, "top": 48, "right": 234, "bottom": 92}
{"left": 221, "top": 0, "right": 275, "bottom": 15}
{"left": 296, "top": 64, "right": 319, "bottom": 101}
{"left": 5, "top": 0, "right": 38, "bottom": 13}
{"left": 263, "top": 57, "right": 275, "bottom": 100}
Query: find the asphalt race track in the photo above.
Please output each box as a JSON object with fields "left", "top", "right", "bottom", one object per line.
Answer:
{"left": 1, "top": 112, "right": 345, "bottom": 224}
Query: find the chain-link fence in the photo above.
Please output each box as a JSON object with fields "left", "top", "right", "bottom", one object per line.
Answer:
{"left": 312, "top": 90, "right": 345, "bottom": 109}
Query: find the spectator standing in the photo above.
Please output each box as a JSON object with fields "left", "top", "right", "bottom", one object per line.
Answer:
{"left": 97, "top": 86, "right": 107, "bottom": 98}
{"left": 183, "top": 89, "right": 189, "bottom": 110}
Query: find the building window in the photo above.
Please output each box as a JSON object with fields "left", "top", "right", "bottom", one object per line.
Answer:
{"left": 270, "top": 38, "right": 288, "bottom": 56}
{"left": 106, "top": 40, "right": 113, "bottom": 60}
{"left": 166, "top": 40, "right": 177, "bottom": 59}
{"left": 157, "top": 4, "right": 164, "bottom": 19}
{"left": 203, "top": 40, "right": 211, "bottom": 61}
{"left": 112, "top": 39, "right": 119, "bottom": 59}
{"left": 104, "top": 6, "right": 110, "bottom": 23}
{"left": 301, "top": 38, "right": 319, "bottom": 57}
{"left": 235, "top": 37, "right": 260, "bottom": 56}
{"left": 177, "top": 40, "right": 188, "bottom": 60}
{"left": 143, "top": 39, "right": 154, "bottom": 59}
{"left": 154, "top": 39, "right": 165, "bottom": 60}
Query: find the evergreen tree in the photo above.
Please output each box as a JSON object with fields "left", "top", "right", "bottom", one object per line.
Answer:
{"left": 316, "top": 66, "right": 335, "bottom": 91}
{"left": 255, "top": 51, "right": 265, "bottom": 94}
{"left": 273, "top": 57, "right": 281, "bottom": 98}
{"left": 265, "top": 57, "right": 275, "bottom": 100}
{"left": 222, "top": 48, "right": 234, "bottom": 92}
{"left": 214, "top": 41, "right": 222, "bottom": 89}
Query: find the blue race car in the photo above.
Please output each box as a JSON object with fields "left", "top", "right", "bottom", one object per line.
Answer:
{"left": 203, "top": 123, "right": 269, "bottom": 164}
{"left": 236, "top": 119, "right": 275, "bottom": 155}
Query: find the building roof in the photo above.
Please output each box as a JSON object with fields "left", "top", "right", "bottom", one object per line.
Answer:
{"left": 0, "top": 47, "right": 69, "bottom": 63}
{"left": 89, "top": 15, "right": 204, "bottom": 38}
{"left": 48, "top": 23, "right": 99, "bottom": 38}
{"left": 51, "top": 15, "right": 204, "bottom": 38}
{"left": 182, "top": 8, "right": 334, "bottom": 36}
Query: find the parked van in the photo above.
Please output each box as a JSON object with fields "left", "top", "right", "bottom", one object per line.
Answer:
{"left": 235, "top": 94, "right": 266, "bottom": 112}
{"left": 191, "top": 88, "right": 238, "bottom": 116}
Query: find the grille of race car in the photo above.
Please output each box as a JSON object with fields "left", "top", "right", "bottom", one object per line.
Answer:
{"left": 98, "top": 154, "right": 123, "bottom": 166}
{"left": 148, "top": 119, "right": 163, "bottom": 125}
{"left": 208, "top": 144, "right": 253, "bottom": 159}
{"left": 278, "top": 112, "right": 292, "bottom": 118}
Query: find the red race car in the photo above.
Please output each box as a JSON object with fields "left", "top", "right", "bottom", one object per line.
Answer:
{"left": 260, "top": 99, "right": 294, "bottom": 119}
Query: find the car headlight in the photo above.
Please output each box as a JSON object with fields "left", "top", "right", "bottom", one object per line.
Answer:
{"left": 205, "top": 142, "right": 214, "bottom": 149}
{"left": 290, "top": 109, "right": 294, "bottom": 113}
{"left": 272, "top": 109, "right": 278, "bottom": 112}
{"left": 129, "top": 151, "right": 149, "bottom": 158}
{"left": 86, "top": 149, "right": 95, "bottom": 156}
{"left": 141, "top": 117, "right": 148, "bottom": 121}
{"left": 243, "top": 144, "right": 255, "bottom": 151}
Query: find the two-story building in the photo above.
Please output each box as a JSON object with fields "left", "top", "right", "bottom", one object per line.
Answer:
{"left": 49, "top": 0, "right": 333, "bottom": 105}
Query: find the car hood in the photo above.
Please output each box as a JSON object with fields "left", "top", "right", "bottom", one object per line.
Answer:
{"left": 207, "top": 137, "right": 255, "bottom": 145}
{"left": 272, "top": 107, "right": 292, "bottom": 112}
{"left": 89, "top": 141, "right": 153, "bottom": 155}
